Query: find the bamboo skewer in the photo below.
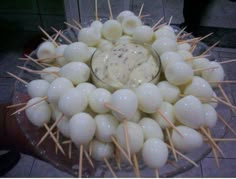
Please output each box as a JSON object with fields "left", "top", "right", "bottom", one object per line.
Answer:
{"left": 38, "top": 26, "right": 58, "bottom": 47}
{"left": 132, "top": 154, "right": 140, "bottom": 177}
{"left": 166, "top": 144, "right": 198, "bottom": 167}
{"left": 11, "top": 96, "right": 48, "bottom": 116}
{"left": 193, "top": 66, "right": 219, "bottom": 72}
{"left": 208, "top": 80, "right": 236, "bottom": 84}
{"left": 7, "top": 72, "right": 28, "bottom": 85}
{"left": 37, "top": 113, "right": 64, "bottom": 146}
{"left": 166, "top": 128, "right": 178, "bottom": 161}
{"left": 69, "top": 141, "right": 72, "bottom": 159}
{"left": 55, "top": 129, "right": 60, "bottom": 154}
{"left": 213, "top": 96, "right": 236, "bottom": 110}
{"left": 104, "top": 158, "right": 117, "bottom": 177}
{"left": 206, "top": 128, "right": 219, "bottom": 167}
{"left": 217, "top": 112, "right": 236, "bottom": 136}
{"left": 7, "top": 103, "right": 27, "bottom": 108}
{"left": 220, "top": 59, "right": 236, "bottom": 64}
{"left": 123, "top": 120, "right": 131, "bottom": 161}
{"left": 201, "top": 41, "right": 220, "bottom": 56}
{"left": 64, "top": 21, "right": 80, "bottom": 31}
{"left": 17, "top": 66, "right": 59, "bottom": 76}
{"left": 53, "top": 27, "right": 73, "bottom": 44}
{"left": 200, "top": 127, "right": 225, "bottom": 157}
{"left": 79, "top": 145, "right": 83, "bottom": 178}
{"left": 178, "top": 37, "right": 200, "bottom": 44}
{"left": 152, "top": 17, "right": 164, "bottom": 30}
{"left": 154, "top": 168, "right": 159, "bottom": 178}
{"left": 176, "top": 26, "right": 187, "bottom": 39}
{"left": 107, "top": 0, "right": 113, "bottom": 19}
{"left": 185, "top": 54, "right": 210, "bottom": 61}
{"left": 168, "top": 16, "right": 173, "bottom": 25}
{"left": 110, "top": 136, "right": 133, "bottom": 165}
{"left": 114, "top": 147, "right": 121, "bottom": 170}
{"left": 73, "top": 19, "right": 83, "bottom": 29}
{"left": 95, "top": 0, "right": 98, "bottom": 21}
{"left": 44, "top": 123, "right": 65, "bottom": 155}
{"left": 24, "top": 55, "right": 46, "bottom": 68}
{"left": 157, "top": 109, "right": 183, "bottom": 137}
{"left": 138, "top": 3, "right": 144, "bottom": 17}
{"left": 218, "top": 84, "right": 236, "bottom": 114}
{"left": 84, "top": 150, "right": 94, "bottom": 168}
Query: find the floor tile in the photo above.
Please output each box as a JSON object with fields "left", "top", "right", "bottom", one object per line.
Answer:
{"left": 30, "top": 159, "right": 72, "bottom": 177}
{"left": 201, "top": 158, "right": 236, "bottom": 177}
{"left": 5, "top": 154, "right": 34, "bottom": 177}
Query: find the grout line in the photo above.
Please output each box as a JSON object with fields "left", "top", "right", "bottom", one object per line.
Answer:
{"left": 28, "top": 158, "right": 36, "bottom": 177}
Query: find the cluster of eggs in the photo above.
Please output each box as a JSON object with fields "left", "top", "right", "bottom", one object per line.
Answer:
{"left": 22, "top": 8, "right": 225, "bottom": 176}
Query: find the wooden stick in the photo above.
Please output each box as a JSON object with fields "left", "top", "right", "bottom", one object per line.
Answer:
{"left": 24, "top": 55, "right": 46, "bottom": 68}
{"left": 199, "top": 32, "right": 214, "bottom": 42}
{"left": 139, "top": 14, "right": 151, "bottom": 19}
{"left": 95, "top": 0, "right": 98, "bottom": 21}
{"left": 62, "top": 140, "right": 71, "bottom": 144}
{"left": 218, "top": 84, "right": 236, "bottom": 114}
{"left": 211, "top": 138, "right": 236, "bottom": 142}
{"left": 166, "top": 128, "right": 178, "bottom": 161}
{"left": 206, "top": 128, "right": 219, "bottom": 167}
{"left": 153, "top": 22, "right": 167, "bottom": 31}
{"left": 44, "top": 123, "right": 65, "bottom": 155}
{"left": 176, "top": 26, "right": 187, "bottom": 39}
{"left": 51, "top": 27, "right": 73, "bottom": 44}
{"left": 179, "top": 32, "right": 192, "bottom": 39}
{"left": 220, "top": 59, "right": 236, "bottom": 64}
{"left": 107, "top": 0, "right": 113, "bottom": 19}
{"left": 110, "top": 136, "right": 133, "bottom": 165}
{"left": 166, "top": 144, "right": 198, "bottom": 167}
{"left": 152, "top": 17, "right": 164, "bottom": 30}
{"left": 84, "top": 150, "right": 94, "bottom": 168}
{"left": 7, "top": 72, "right": 28, "bottom": 85}
{"left": 185, "top": 54, "right": 210, "bottom": 62}
{"left": 138, "top": 3, "right": 144, "bottom": 17}
{"left": 72, "top": 19, "right": 83, "bottom": 29}
{"left": 114, "top": 147, "right": 121, "bottom": 170}
{"left": 123, "top": 120, "right": 131, "bottom": 161}
{"left": 217, "top": 112, "right": 236, "bottom": 136}
{"left": 200, "top": 127, "right": 225, "bottom": 157}
{"left": 104, "top": 103, "right": 126, "bottom": 119}
{"left": 17, "top": 66, "right": 59, "bottom": 76}
{"left": 213, "top": 96, "right": 236, "bottom": 110}
{"left": 154, "top": 168, "right": 159, "bottom": 178}
{"left": 201, "top": 41, "right": 220, "bottom": 56}
{"left": 38, "top": 26, "right": 58, "bottom": 47}
{"left": 157, "top": 109, "right": 183, "bottom": 137}
{"left": 53, "top": 30, "right": 61, "bottom": 42}
{"left": 79, "top": 145, "right": 83, "bottom": 178}
{"left": 11, "top": 96, "right": 48, "bottom": 116}
{"left": 37, "top": 113, "right": 64, "bottom": 146}
{"left": 89, "top": 141, "right": 93, "bottom": 156}
{"left": 104, "top": 158, "right": 117, "bottom": 177}
{"left": 41, "top": 62, "right": 59, "bottom": 67}
{"left": 69, "top": 141, "right": 72, "bottom": 159}
{"left": 132, "top": 154, "right": 140, "bottom": 178}
{"left": 55, "top": 129, "right": 59, "bottom": 154}
{"left": 7, "top": 103, "right": 26, "bottom": 108}
{"left": 64, "top": 21, "right": 80, "bottom": 31}
{"left": 193, "top": 66, "right": 219, "bottom": 72}
{"left": 178, "top": 37, "right": 200, "bottom": 44}
{"left": 168, "top": 16, "right": 173, "bottom": 25}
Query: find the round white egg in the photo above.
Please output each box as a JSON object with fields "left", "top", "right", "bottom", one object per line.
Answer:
{"left": 76, "top": 82, "right": 96, "bottom": 97}
{"left": 40, "top": 67, "right": 60, "bottom": 83}
{"left": 27, "top": 79, "right": 50, "bottom": 98}
{"left": 152, "top": 37, "right": 177, "bottom": 55}
{"left": 121, "top": 15, "right": 142, "bottom": 35}
{"left": 203, "top": 104, "right": 217, "bottom": 128}
{"left": 55, "top": 44, "right": 68, "bottom": 66}
{"left": 157, "top": 81, "right": 180, "bottom": 103}
{"left": 78, "top": 27, "right": 101, "bottom": 47}
{"left": 36, "top": 41, "right": 56, "bottom": 63}
{"left": 91, "top": 140, "right": 114, "bottom": 161}
{"left": 132, "top": 25, "right": 154, "bottom": 43}
{"left": 102, "top": 19, "right": 122, "bottom": 41}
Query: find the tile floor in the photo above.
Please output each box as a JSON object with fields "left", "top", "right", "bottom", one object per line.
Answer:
{"left": 1, "top": 46, "right": 235, "bottom": 177}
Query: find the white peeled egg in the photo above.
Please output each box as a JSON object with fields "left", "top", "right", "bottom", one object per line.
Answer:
{"left": 59, "top": 62, "right": 90, "bottom": 85}
{"left": 209, "top": 91, "right": 218, "bottom": 108}
{"left": 165, "top": 61, "right": 193, "bottom": 85}
{"left": 116, "top": 121, "right": 144, "bottom": 153}
{"left": 91, "top": 140, "right": 114, "bottom": 161}
{"left": 89, "top": 88, "right": 111, "bottom": 113}
{"left": 47, "top": 77, "right": 74, "bottom": 104}
{"left": 202, "top": 61, "right": 225, "bottom": 87}
{"left": 129, "top": 110, "right": 142, "bottom": 123}
{"left": 95, "top": 114, "right": 119, "bottom": 142}
{"left": 135, "top": 83, "right": 163, "bottom": 113}
{"left": 64, "top": 42, "right": 90, "bottom": 63}
{"left": 151, "top": 102, "right": 175, "bottom": 129}
{"left": 174, "top": 95, "right": 205, "bottom": 129}
{"left": 132, "top": 25, "right": 154, "bottom": 43}
{"left": 160, "top": 25, "right": 175, "bottom": 33}
{"left": 97, "top": 39, "right": 114, "bottom": 51}
{"left": 36, "top": 41, "right": 56, "bottom": 63}
{"left": 25, "top": 97, "right": 51, "bottom": 127}
{"left": 157, "top": 81, "right": 180, "bottom": 103}
{"left": 117, "top": 10, "right": 135, "bottom": 23}
{"left": 78, "top": 27, "right": 101, "bottom": 47}
{"left": 160, "top": 51, "right": 183, "bottom": 70}
{"left": 184, "top": 76, "right": 213, "bottom": 101}
{"left": 76, "top": 82, "right": 96, "bottom": 97}
{"left": 91, "top": 20, "right": 103, "bottom": 33}
{"left": 142, "top": 138, "right": 168, "bottom": 168}
{"left": 177, "top": 50, "right": 193, "bottom": 61}
{"left": 177, "top": 43, "right": 191, "bottom": 51}
{"left": 121, "top": 15, "right": 142, "bottom": 35}
{"left": 154, "top": 28, "right": 176, "bottom": 41}
{"left": 203, "top": 104, "right": 217, "bottom": 128}
{"left": 40, "top": 67, "right": 60, "bottom": 83}
{"left": 172, "top": 125, "right": 203, "bottom": 152}
{"left": 110, "top": 89, "right": 138, "bottom": 120}
{"left": 139, "top": 117, "right": 164, "bottom": 140}
{"left": 56, "top": 116, "right": 70, "bottom": 138}
{"left": 55, "top": 44, "right": 68, "bottom": 66}
{"left": 69, "top": 112, "right": 96, "bottom": 146}
{"left": 102, "top": 19, "right": 122, "bottom": 41}
{"left": 192, "top": 58, "right": 210, "bottom": 75}
{"left": 58, "top": 88, "right": 88, "bottom": 117}
{"left": 152, "top": 37, "right": 177, "bottom": 55}
{"left": 27, "top": 79, "right": 50, "bottom": 98}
